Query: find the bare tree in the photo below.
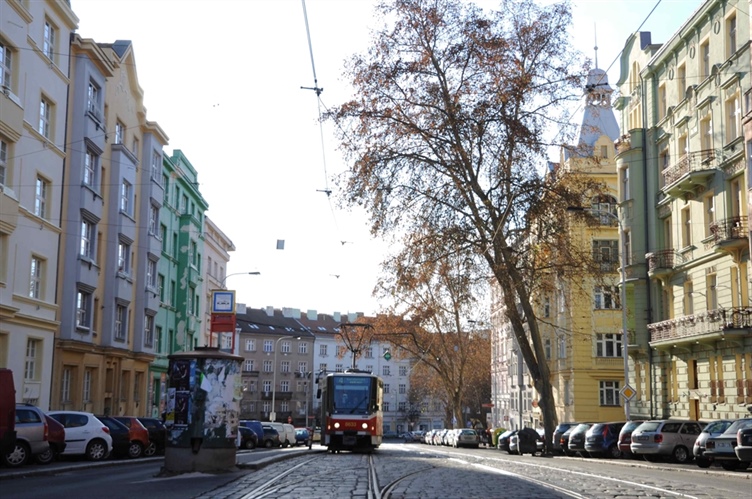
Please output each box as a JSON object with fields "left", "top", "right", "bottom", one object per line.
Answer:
{"left": 327, "top": 0, "right": 600, "bottom": 451}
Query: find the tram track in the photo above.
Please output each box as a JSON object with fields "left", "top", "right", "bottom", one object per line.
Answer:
{"left": 238, "top": 457, "right": 319, "bottom": 499}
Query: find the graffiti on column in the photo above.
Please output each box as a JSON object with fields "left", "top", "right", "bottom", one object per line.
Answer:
{"left": 200, "top": 357, "right": 242, "bottom": 440}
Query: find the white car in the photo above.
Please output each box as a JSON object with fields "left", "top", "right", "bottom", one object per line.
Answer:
{"left": 264, "top": 422, "right": 296, "bottom": 448}
{"left": 47, "top": 411, "right": 113, "bottom": 461}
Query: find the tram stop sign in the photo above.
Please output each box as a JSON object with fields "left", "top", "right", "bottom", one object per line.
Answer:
{"left": 620, "top": 385, "right": 636, "bottom": 401}
{"left": 383, "top": 350, "right": 392, "bottom": 361}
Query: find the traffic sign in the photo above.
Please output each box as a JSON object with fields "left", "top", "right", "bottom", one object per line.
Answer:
{"left": 620, "top": 385, "right": 636, "bottom": 401}
{"left": 383, "top": 350, "right": 392, "bottom": 361}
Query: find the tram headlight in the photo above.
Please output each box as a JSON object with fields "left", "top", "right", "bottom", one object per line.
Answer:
{"left": 362, "top": 423, "right": 368, "bottom": 429}
{"left": 334, "top": 422, "right": 340, "bottom": 429}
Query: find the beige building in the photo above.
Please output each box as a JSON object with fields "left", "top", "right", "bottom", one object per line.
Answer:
{"left": 0, "top": 0, "right": 78, "bottom": 408}
{"left": 202, "top": 216, "right": 235, "bottom": 348}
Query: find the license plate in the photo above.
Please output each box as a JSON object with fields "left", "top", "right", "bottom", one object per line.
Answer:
{"left": 343, "top": 436, "right": 356, "bottom": 446}
{"left": 716, "top": 441, "right": 729, "bottom": 448}
{"left": 637, "top": 435, "right": 649, "bottom": 441}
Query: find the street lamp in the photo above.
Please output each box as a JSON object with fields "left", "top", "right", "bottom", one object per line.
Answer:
{"left": 270, "top": 334, "right": 301, "bottom": 422}
{"left": 219, "top": 271, "right": 260, "bottom": 288}
{"left": 568, "top": 206, "right": 631, "bottom": 420}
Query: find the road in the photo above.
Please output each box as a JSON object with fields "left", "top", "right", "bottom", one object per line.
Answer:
{"left": 2, "top": 442, "right": 750, "bottom": 498}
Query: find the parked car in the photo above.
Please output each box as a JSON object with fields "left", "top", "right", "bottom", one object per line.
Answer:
{"left": 585, "top": 421, "right": 626, "bottom": 459}
{"left": 497, "top": 429, "right": 516, "bottom": 453}
{"left": 312, "top": 427, "right": 321, "bottom": 443}
{"left": 453, "top": 429, "right": 480, "bottom": 448}
{"left": 40, "top": 414, "right": 66, "bottom": 463}
{"left": 704, "top": 418, "right": 752, "bottom": 471}
{"left": 560, "top": 426, "right": 577, "bottom": 456}
{"left": 111, "top": 416, "right": 150, "bottom": 459}
{"left": 630, "top": 419, "right": 705, "bottom": 463}
{"left": 239, "top": 420, "right": 265, "bottom": 446}
{"left": 237, "top": 426, "right": 258, "bottom": 449}
{"left": 294, "top": 428, "right": 311, "bottom": 446}
{"left": 97, "top": 416, "right": 133, "bottom": 459}
{"left": 264, "top": 422, "right": 295, "bottom": 447}
{"left": 552, "top": 423, "right": 578, "bottom": 454}
{"left": 512, "top": 428, "right": 541, "bottom": 455}
{"left": 734, "top": 427, "right": 752, "bottom": 463}
{"left": 0, "top": 369, "right": 16, "bottom": 458}
{"left": 567, "top": 423, "right": 593, "bottom": 457}
{"left": 47, "top": 411, "right": 112, "bottom": 461}
{"left": 137, "top": 417, "right": 167, "bottom": 456}
{"left": 261, "top": 426, "right": 281, "bottom": 448}
{"left": 2, "top": 404, "right": 50, "bottom": 467}
{"left": 617, "top": 420, "right": 646, "bottom": 458}
{"left": 693, "top": 419, "right": 733, "bottom": 468}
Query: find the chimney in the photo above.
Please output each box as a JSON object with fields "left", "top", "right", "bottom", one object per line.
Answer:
{"left": 333, "top": 312, "right": 341, "bottom": 322}
{"left": 236, "top": 303, "right": 247, "bottom": 314}
{"left": 265, "top": 306, "right": 274, "bottom": 317}
{"left": 307, "top": 309, "right": 317, "bottom": 320}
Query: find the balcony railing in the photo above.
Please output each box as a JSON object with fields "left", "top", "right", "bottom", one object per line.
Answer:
{"left": 661, "top": 150, "right": 716, "bottom": 192}
{"left": 646, "top": 249, "right": 684, "bottom": 272}
{"left": 648, "top": 307, "right": 752, "bottom": 343}
{"left": 709, "top": 216, "right": 748, "bottom": 245}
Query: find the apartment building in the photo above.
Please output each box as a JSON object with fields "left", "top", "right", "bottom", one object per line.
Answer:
{"left": 614, "top": 0, "right": 751, "bottom": 420}
{"left": 0, "top": 0, "right": 77, "bottom": 409}
{"left": 202, "top": 216, "right": 235, "bottom": 348}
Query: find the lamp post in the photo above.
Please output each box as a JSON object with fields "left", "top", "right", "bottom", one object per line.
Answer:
{"left": 270, "top": 334, "right": 301, "bottom": 422}
{"left": 219, "top": 271, "right": 260, "bottom": 289}
{"left": 568, "top": 206, "right": 631, "bottom": 420}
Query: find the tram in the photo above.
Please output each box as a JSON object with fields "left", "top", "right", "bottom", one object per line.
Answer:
{"left": 317, "top": 369, "right": 383, "bottom": 452}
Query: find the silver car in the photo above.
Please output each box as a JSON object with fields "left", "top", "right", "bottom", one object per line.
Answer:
{"left": 693, "top": 419, "right": 733, "bottom": 468}
{"left": 630, "top": 419, "right": 705, "bottom": 463}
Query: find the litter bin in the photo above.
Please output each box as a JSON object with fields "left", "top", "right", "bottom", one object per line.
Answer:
{"left": 517, "top": 428, "right": 539, "bottom": 456}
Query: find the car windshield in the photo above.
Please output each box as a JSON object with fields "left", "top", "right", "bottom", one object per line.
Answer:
{"left": 590, "top": 424, "right": 605, "bottom": 433}
{"left": 703, "top": 420, "right": 731, "bottom": 433}
{"left": 621, "top": 421, "right": 641, "bottom": 432}
{"left": 636, "top": 421, "right": 661, "bottom": 432}
{"left": 722, "top": 419, "right": 752, "bottom": 435}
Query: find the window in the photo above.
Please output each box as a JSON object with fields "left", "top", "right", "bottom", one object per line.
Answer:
{"left": 543, "top": 297, "right": 551, "bottom": 318}
{"left": 39, "top": 98, "right": 51, "bottom": 138}
{"left": 263, "top": 340, "right": 273, "bottom": 353}
{"left": 700, "top": 39, "right": 710, "bottom": 79}
{"left": 263, "top": 380, "right": 271, "bottom": 393}
{"left": 245, "top": 339, "right": 256, "bottom": 352}
{"left": 319, "top": 344, "right": 327, "bottom": 356}
{"left": 594, "top": 286, "right": 620, "bottom": 310}
{"left": 83, "top": 150, "right": 98, "bottom": 188}
{"left": 151, "top": 152, "right": 161, "bottom": 182}
{"left": 24, "top": 339, "right": 39, "bottom": 381}
{"left": 144, "top": 314, "right": 154, "bottom": 347}
{"left": 298, "top": 342, "right": 308, "bottom": 354}
{"left": 248, "top": 380, "right": 257, "bottom": 392}
{"left": 681, "top": 206, "right": 692, "bottom": 248}
{"left": 593, "top": 240, "right": 618, "bottom": 269}
{"left": 382, "top": 365, "right": 390, "bottom": 376}
{"left": 726, "top": 14, "right": 737, "bottom": 57}
{"left": 61, "top": 368, "right": 70, "bottom": 403}
{"left": 677, "top": 63, "right": 686, "bottom": 98}
{"left": 725, "top": 90, "right": 741, "bottom": 142}
{"left": 335, "top": 364, "right": 343, "bottom": 372}
{"left": 35, "top": 176, "right": 48, "bottom": 218}
{"left": 384, "top": 384, "right": 390, "bottom": 394}
{"left": 244, "top": 359, "right": 254, "bottom": 372}
{"left": 365, "top": 347, "right": 373, "bottom": 358}
{"left": 703, "top": 194, "right": 715, "bottom": 238}
{"left": 120, "top": 180, "right": 132, "bottom": 215}
{"left": 86, "top": 82, "right": 100, "bottom": 118}
{"left": 398, "top": 402, "right": 406, "bottom": 412}
{"left": 281, "top": 340, "right": 291, "bottom": 354}
{"left": 83, "top": 369, "right": 92, "bottom": 402}
{"left": 298, "top": 361, "right": 307, "bottom": 373}
{"left": 115, "top": 121, "right": 124, "bottom": 144}
{"left": 706, "top": 275, "right": 719, "bottom": 311}
{"left": 683, "top": 281, "right": 694, "bottom": 316}
{"left": 599, "top": 380, "right": 620, "bottom": 406}
{"left": 0, "top": 42, "right": 11, "bottom": 90}
{"left": 280, "top": 380, "right": 290, "bottom": 392}
{"left": 281, "top": 361, "right": 290, "bottom": 373}
{"left": 319, "top": 363, "right": 327, "bottom": 373}
{"left": 558, "top": 336, "right": 566, "bottom": 359}
{"left": 43, "top": 21, "right": 55, "bottom": 61}
{"left": 149, "top": 204, "right": 159, "bottom": 235}
{"left": 117, "top": 241, "right": 130, "bottom": 273}
{"left": 365, "top": 365, "right": 373, "bottom": 373}
{"left": 658, "top": 83, "right": 667, "bottom": 120}
{"left": 76, "top": 290, "right": 91, "bottom": 329}
{"left": 29, "top": 257, "right": 42, "bottom": 299}
{"left": 157, "top": 274, "right": 165, "bottom": 302}
{"left": 263, "top": 360, "right": 272, "bottom": 372}
{"left": 595, "top": 333, "right": 622, "bottom": 357}
{"left": 280, "top": 401, "right": 289, "bottom": 412}
{"left": 115, "top": 304, "right": 127, "bottom": 341}
{"left": 146, "top": 259, "right": 157, "bottom": 289}
{"left": 399, "top": 384, "right": 406, "bottom": 394}
{"left": 544, "top": 338, "right": 551, "bottom": 359}
{"left": 383, "top": 401, "right": 390, "bottom": 412}
{"left": 0, "top": 139, "right": 7, "bottom": 187}
{"left": 399, "top": 366, "right": 407, "bottom": 376}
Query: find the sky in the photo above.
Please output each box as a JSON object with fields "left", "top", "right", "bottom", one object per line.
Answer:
{"left": 71, "top": 0, "right": 704, "bottom": 316}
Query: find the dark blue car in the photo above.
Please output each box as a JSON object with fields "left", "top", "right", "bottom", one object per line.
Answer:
{"left": 585, "top": 421, "right": 626, "bottom": 458}
{"left": 239, "top": 420, "right": 264, "bottom": 445}
{"left": 294, "top": 428, "right": 311, "bottom": 447}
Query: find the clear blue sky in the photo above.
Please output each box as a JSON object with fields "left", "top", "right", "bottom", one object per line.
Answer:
{"left": 72, "top": 0, "right": 704, "bottom": 316}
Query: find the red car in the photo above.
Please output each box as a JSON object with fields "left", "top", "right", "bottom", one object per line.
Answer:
{"left": 111, "top": 416, "right": 151, "bottom": 459}
{"left": 34, "top": 414, "right": 66, "bottom": 464}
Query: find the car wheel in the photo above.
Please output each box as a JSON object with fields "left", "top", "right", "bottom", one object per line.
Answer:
{"left": 143, "top": 441, "right": 158, "bottom": 457}
{"left": 128, "top": 441, "right": 144, "bottom": 459}
{"left": 243, "top": 439, "right": 254, "bottom": 450}
{"left": 721, "top": 461, "right": 741, "bottom": 471}
{"left": 607, "top": 444, "right": 621, "bottom": 459}
{"left": 35, "top": 447, "right": 55, "bottom": 465}
{"left": 264, "top": 439, "right": 273, "bottom": 448}
{"left": 672, "top": 446, "right": 690, "bottom": 463}
{"left": 86, "top": 439, "right": 108, "bottom": 461}
{"left": 3, "top": 442, "right": 30, "bottom": 467}
{"left": 696, "top": 457, "right": 711, "bottom": 468}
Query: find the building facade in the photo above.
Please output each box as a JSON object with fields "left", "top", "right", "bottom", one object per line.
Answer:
{"left": 202, "top": 216, "right": 235, "bottom": 348}
{"left": 614, "top": 0, "right": 751, "bottom": 421}
{"left": 0, "top": 0, "right": 77, "bottom": 409}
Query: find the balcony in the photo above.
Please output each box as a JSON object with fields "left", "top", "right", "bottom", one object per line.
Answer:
{"left": 661, "top": 150, "right": 717, "bottom": 197}
{"left": 646, "top": 249, "right": 684, "bottom": 277}
{"left": 709, "top": 216, "right": 748, "bottom": 251}
{"left": 259, "top": 391, "right": 293, "bottom": 401}
{"left": 648, "top": 307, "right": 752, "bottom": 348}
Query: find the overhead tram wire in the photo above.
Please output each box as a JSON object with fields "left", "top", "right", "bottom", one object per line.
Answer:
{"left": 300, "top": 0, "right": 342, "bottom": 239}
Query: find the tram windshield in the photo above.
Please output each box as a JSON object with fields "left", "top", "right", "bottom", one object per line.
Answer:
{"left": 331, "top": 375, "right": 373, "bottom": 415}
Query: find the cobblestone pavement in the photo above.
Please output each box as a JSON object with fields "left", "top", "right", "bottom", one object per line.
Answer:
{"left": 195, "top": 443, "right": 752, "bottom": 499}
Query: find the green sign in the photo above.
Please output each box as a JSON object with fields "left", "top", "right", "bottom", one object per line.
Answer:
{"left": 383, "top": 351, "right": 392, "bottom": 361}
